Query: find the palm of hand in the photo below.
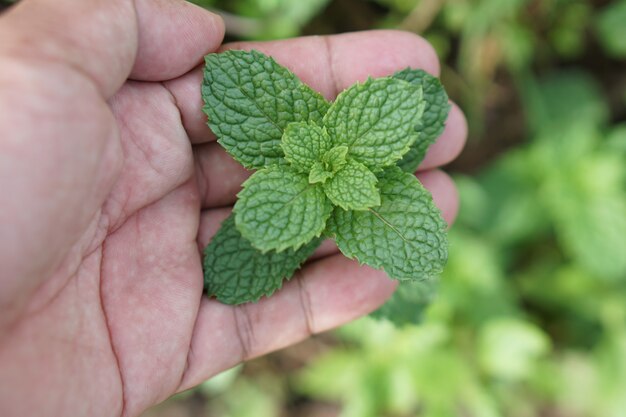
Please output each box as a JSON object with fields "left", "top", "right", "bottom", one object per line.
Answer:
{"left": 1, "top": 67, "right": 205, "bottom": 416}
{"left": 0, "top": 3, "right": 465, "bottom": 417}
{"left": 1, "top": 73, "right": 395, "bottom": 417}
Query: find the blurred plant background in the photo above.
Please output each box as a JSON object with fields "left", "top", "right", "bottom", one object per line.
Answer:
{"left": 142, "top": 0, "right": 626, "bottom": 416}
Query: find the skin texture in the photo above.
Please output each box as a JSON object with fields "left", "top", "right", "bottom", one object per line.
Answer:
{"left": 0, "top": 1, "right": 467, "bottom": 416}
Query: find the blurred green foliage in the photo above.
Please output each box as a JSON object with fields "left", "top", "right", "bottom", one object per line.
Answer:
{"left": 154, "top": 1, "right": 626, "bottom": 417}
{"left": 595, "top": 0, "right": 626, "bottom": 58}
{"left": 190, "top": 0, "right": 331, "bottom": 39}
{"left": 295, "top": 70, "right": 626, "bottom": 417}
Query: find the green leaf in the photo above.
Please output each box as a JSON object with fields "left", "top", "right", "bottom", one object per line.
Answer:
{"left": 479, "top": 318, "right": 549, "bottom": 380}
{"left": 234, "top": 166, "right": 332, "bottom": 252}
{"left": 326, "top": 166, "right": 448, "bottom": 280}
{"left": 307, "top": 146, "right": 350, "bottom": 184}
{"left": 203, "top": 215, "right": 321, "bottom": 304}
{"left": 393, "top": 68, "right": 450, "bottom": 173}
{"left": 321, "top": 145, "right": 349, "bottom": 172}
{"left": 393, "top": 69, "right": 449, "bottom": 140}
{"left": 595, "top": 1, "right": 626, "bottom": 58}
{"left": 202, "top": 50, "right": 330, "bottom": 169}
{"left": 309, "top": 162, "right": 333, "bottom": 184}
{"left": 281, "top": 122, "right": 333, "bottom": 173}
{"left": 370, "top": 280, "right": 437, "bottom": 325}
{"left": 396, "top": 145, "right": 429, "bottom": 174}
{"left": 323, "top": 78, "right": 424, "bottom": 170}
{"left": 323, "top": 159, "right": 380, "bottom": 210}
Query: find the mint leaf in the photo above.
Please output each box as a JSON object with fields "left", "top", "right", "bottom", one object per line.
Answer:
{"left": 204, "top": 215, "right": 322, "bottom": 304}
{"left": 393, "top": 68, "right": 450, "bottom": 173}
{"left": 323, "top": 78, "right": 424, "bottom": 170}
{"left": 393, "top": 69, "right": 449, "bottom": 141}
{"left": 326, "top": 166, "right": 448, "bottom": 280}
{"left": 370, "top": 280, "right": 437, "bottom": 325}
{"left": 309, "top": 162, "right": 333, "bottom": 184}
{"left": 321, "top": 145, "right": 349, "bottom": 172}
{"left": 323, "top": 159, "right": 380, "bottom": 210}
{"left": 234, "top": 166, "right": 332, "bottom": 252}
{"left": 396, "top": 145, "right": 429, "bottom": 174}
{"left": 308, "top": 145, "right": 350, "bottom": 185}
{"left": 202, "top": 50, "right": 330, "bottom": 169}
{"left": 281, "top": 122, "right": 333, "bottom": 173}
{"left": 595, "top": 1, "right": 626, "bottom": 58}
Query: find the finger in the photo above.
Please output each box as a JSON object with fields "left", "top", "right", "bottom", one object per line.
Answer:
{"left": 416, "top": 169, "right": 459, "bottom": 226}
{"left": 0, "top": 0, "right": 224, "bottom": 98}
{"left": 222, "top": 30, "right": 440, "bottom": 99}
{"left": 130, "top": 0, "right": 224, "bottom": 81}
{"left": 310, "top": 240, "right": 340, "bottom": 261}
{"left": 102, "top": 81, "right": 196, "bottom": 231}
{"left": 194, "top": 142, "right": 252, "bottom": 209}
{"left": 418, "top": 102, "right": 467, "bottom": 171}
{"left": 100, "top": 180, "right": 202, "bottom": 417}
{"left": 177, "top": 254, "right": 397, "bottom": 392}
{"left": 196, "top": 207, "right": 231, "bottom": 253}
{"left": 164, "top": 30, "right": 440, "bottom": 143}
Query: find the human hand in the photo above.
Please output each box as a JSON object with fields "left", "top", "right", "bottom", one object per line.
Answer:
{"left": 0, "top": 1, "right": 466, "bottom": 416}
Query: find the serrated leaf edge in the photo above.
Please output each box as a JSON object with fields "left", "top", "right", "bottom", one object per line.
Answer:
{"left": 233, "top": 167, "right": 332, "bottom": 254}
{"left": 324, "top": 77, "right": 426, "bottom": 169}
{"left": 325, "top": 172, "right": 448, "bottom": 281}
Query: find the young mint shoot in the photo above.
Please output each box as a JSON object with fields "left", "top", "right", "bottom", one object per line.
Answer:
{"left": 201, "top": 50, "right": 450, "bottom": 325}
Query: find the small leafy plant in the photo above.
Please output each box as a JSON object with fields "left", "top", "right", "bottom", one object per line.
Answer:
{"left": 201, "top": 50, "right": 450, "bottom": 323}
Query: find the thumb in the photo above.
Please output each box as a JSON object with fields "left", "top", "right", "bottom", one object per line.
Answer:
{"left": 0, "top": 0, "right": 224, "bottom": 98}
{"left": 131, "top": 0, "right": 225, "bottom": 81}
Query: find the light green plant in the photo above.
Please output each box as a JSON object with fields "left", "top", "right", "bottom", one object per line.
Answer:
{"left": 201, "top": 50, "right": 450, "bottom": 324}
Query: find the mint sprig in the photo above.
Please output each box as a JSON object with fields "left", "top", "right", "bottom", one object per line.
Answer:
{"left": 231, "top": 76, "right": 425, "bottom": 252}
{"left": 202, "top": 50, "right": 450, "bottom": 324}
{"left": 393, "top": 68, "right": 451, "bottom": 173}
